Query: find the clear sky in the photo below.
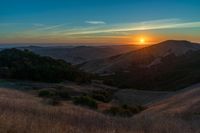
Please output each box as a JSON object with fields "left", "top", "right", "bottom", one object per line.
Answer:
{"left": 0, "top": 0, "right": 200, "bottom": 45}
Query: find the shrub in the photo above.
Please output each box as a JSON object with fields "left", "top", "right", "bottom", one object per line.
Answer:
{"left": 90, "top": 90, "right": 113, "bottom": 103}
{"left": 73, "top": 96, "right": 97, "bottom": 109}
{"left": 104, "top": 104, "right": 145, "bottom": 117}
{"left": 38, "top": 90, "right": 55, "bottom": 97}
{"left": 38, "top": 89, "right": 71, "bottom": 100}
{"left": 92, "top": 94, "right": 109, "bottom": 103}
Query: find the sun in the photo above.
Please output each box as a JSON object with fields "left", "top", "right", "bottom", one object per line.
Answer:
{"left": 140, "top": 38, "right": 145, "bottom": 44}
{"left": 128, "top": 35, "right": 150, "bottom": 45}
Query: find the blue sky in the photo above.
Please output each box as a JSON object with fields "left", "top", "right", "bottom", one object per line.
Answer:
{"left": 0, "top": 0, "right": 200, "bottom": 44}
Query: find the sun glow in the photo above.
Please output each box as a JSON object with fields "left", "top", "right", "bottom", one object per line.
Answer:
{"left": 140, "top": 38, "right": 145, "bottom": 44}
{"left": 128, "top": 35, "right": 156, "bottom": 45}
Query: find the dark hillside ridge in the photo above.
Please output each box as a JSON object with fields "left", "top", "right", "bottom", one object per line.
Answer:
{"left": 0, "top": 49, "right": 90, "bottom": 83}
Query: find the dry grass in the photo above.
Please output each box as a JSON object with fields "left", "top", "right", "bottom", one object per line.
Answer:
{"left": 0, "top": 87, "right": 199, "bottom": 133}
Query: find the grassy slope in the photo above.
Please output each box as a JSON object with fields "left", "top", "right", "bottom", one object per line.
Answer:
{"left": 134, "top": 83, "right": 200, "bottom": 133}
{"left": 0, "top": 83, "right": 199, "bottom": 133}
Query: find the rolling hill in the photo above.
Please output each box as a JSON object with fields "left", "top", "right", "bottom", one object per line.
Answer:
{"left": 81, "top": 40, "right": 200, "bottom": 73}
{"left": 0, "top": 49, "right": 90, "bottom": 83}
{"left": 80, "top": 40, "right": 200, "bottom": 90}
{"left": 134, "top": 83, "right": 200, "bottom": 133}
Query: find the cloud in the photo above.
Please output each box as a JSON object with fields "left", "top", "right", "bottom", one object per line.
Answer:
{"left": 35, "top": 24, "right": 66, "bottom": 31}
{"left": 62, "top": 19, "right": 200, "bottom": 35}
{"left": 32, "top": 23, "right": 45, "bottom": 27}
{"left": 4, "top": 19, "right": 200, "bottom": 40}
{"left": 85, "top": 21, "right": 106, "bottom": 25}
{"left": 9, "top": 24, "right": 67, "bottom": 39}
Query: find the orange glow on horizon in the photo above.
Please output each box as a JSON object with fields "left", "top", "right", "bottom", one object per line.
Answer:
{"left": 127, "top": 34, "right": 164, "bottom": 45}
{"left": 128, "top": 35, "right": 152, "bottom": 45}
{"left": 139, "top": 38, "right": 145, "bottom": 44}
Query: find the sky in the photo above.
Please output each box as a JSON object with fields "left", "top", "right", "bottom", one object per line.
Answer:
{"left": 0, "top": 0, "right": 200, "bottom": 45}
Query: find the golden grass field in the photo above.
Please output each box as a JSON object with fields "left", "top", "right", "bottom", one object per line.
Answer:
{"left": 0, "top": 83, "right": 199, "bottom": 133}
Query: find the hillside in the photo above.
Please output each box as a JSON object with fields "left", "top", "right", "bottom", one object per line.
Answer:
{"left": 0, "top": 49, "right": 90, "bottom": 83}
{"left": 0, "top": 82, "right": 199, "bottom": 133}
{"left": 103, "top": 50, "right": 200, "bottom": 90}
{"left": 18, "top": 45, "right": 145, "bottom": 64}
{"left": 81, "top": 40, "right": 200, "bottom": 73}
{"left": 134, "top": 83, "right": 200, "bottom": 133}
{"left": 80, "top": 40, "right": 200, "bottom": 91}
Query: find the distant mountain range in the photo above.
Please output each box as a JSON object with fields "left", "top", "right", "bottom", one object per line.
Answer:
{"left": 16, "top": 45, "right": 145, "bottom": 64}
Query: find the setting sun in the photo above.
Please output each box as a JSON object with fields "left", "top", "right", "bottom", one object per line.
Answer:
{"left": 140, "top": 38, "right": 145, "bottom": 44}
{"left": 128, "top": 35, "right": 153, "bottom": 45}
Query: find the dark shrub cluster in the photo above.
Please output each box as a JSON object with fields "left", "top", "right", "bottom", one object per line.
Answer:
{"left": 90, "top": 89, "right": 113, "bottom": 103}
{"left": 73, "top": 96, "right": 97, "bottom": 109}
{"left": 104, "top": 104, "right": 145, "bottom": 117}
{"left": 38, "top": 89, "right": 55, "bottom": 97}
{"left": 38, "top": 89, "right": 70, "bottom": 100}
{"left": 39, "top": 89, "right": 71, "bottom": 106}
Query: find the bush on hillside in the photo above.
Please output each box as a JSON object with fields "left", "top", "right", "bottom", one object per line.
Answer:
{"left": 90, "top": 89, "right": 113, "bottom": 103}
{"left": 73, "top": 96, "right": 97, "bottom": 109}
{"left": 38, "top": 89, "right": 55, "bottom": 97}
{"left": 38, "top": 89, "right": 70, "bottom": 100}
{"left": 104, "top": 104, "right": 145, "bottom": 117}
